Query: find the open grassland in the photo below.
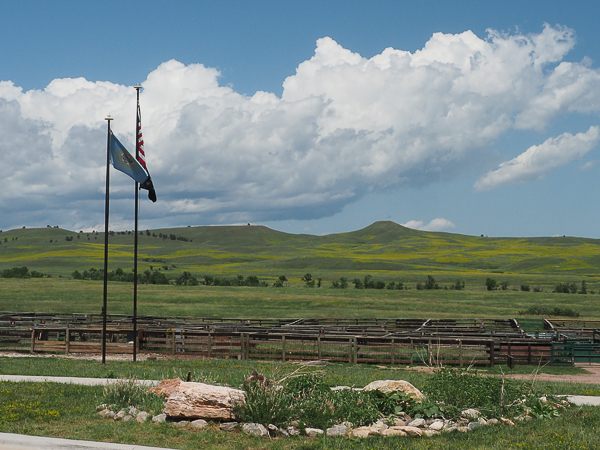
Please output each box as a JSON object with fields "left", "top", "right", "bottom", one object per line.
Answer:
{"left": 1, "top": 278, "right": 600, "bottom": 328}
{"left": 2, "top": 221, "right": 600, "bottom": 322}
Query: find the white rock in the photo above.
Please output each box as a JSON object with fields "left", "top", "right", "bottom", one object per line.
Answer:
{"left": 381, "top": 427, "right": 407, "bottom": 437}
{"left": 407, "top": 418, "right": 426, "bottom": 428}
{"left": 242, "top": 423, "right": 269, "bottom": 436}
{"left": 174, "top": 420, "right": 189, "bottom": 427}
{"left": 152, "top": 413, "right": 167, "bottom": 423}
{"left": 286, "top": 426, "right": 300, "bottom": 436}
{"left": 371, "top": 420, "right": 389, "bottom": 433}
{"left": 428, "top": 420, "right": 445, "bottom": 431}
{"left": 467, "top": 422, "right": 481, "bottom": 431}
{"left": 191, "top": 419, "right": 208, "bottom": 429}
{"left": 326, "top": 424, "right": 349, "bottom": 437}
{"left": 220, "top": 422, "right": 238, "bottom": 431}
{"left": 351, "top": 427, "right": 372, "bottom": 438}
{"left": 461, "top": 409, "right": 481, "bottom": 420}
{"left": 362, "top": 380, "right": 424, "bottom": 400}
{"left": 305, "top": 427, "right": 324, "bottom": 437}
{"left": 136, "top": 411, "right": 149, "bottom": 423}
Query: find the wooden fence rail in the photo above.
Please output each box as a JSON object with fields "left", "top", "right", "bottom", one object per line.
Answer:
{"left": 0, "top": 325, "right": 554, "bottom": 367}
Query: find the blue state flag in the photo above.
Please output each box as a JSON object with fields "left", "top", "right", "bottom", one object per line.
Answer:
{"left": 109, "top": 132, "right": 157, "bottom": 202}
{"left": 110, "top": 132, "right": 149, "bottom": 184}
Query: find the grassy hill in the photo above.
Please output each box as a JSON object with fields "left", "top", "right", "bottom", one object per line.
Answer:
{"left": 2, "top": 221, "right": 600, "bottom": 281}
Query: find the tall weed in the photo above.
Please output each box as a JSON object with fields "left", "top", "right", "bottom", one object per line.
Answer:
{"left": 102, "top": 379, "right": 164, "bottom": 414}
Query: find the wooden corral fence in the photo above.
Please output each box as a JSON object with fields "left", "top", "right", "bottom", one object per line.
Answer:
{"left": 0, "top": 326, "right": 554, "bottom": 367}
{"left": 29, "top": 327, "right": 134, "bottom": 354}
{"left": 0, "top": 312, "right": 556, "bottom": 367}
{"left": 544, "top": 318, "right": 600, "bottom": 340}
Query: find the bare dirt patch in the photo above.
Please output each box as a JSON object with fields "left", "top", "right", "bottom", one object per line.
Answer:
{"left": 499, "top": 364, "right": 600, "bottom": 385}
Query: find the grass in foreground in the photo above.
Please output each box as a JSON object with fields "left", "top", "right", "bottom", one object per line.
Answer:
{"left": 1, "top": 376, "right": 599, "bottom": 449}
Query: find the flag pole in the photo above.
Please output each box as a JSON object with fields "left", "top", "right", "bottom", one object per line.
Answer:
{"left": 133, "top": 85, "right": 141, "bottom": 362}
{"left": 102, "top": 115, "right": 113, "bottom": 365}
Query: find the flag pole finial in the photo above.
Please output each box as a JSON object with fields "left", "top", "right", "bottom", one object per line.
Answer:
{"left": 105, "top": 115, "right": 113, "bottom": 122}
{"left": 134, "top": 84, "right": 142, "bottom": 91}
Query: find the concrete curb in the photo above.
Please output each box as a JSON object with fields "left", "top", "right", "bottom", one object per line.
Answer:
{"left": 564, "top": 395, "right": 600, "bottom": 406}
{"left": 0, "top": 433, "right": 178, "bottom": 450}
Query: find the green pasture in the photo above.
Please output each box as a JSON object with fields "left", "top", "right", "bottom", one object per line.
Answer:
{"left": 1, "top": 222, "right": 600, "bottom": 321}
{"left": 1, "top": 278, "right": 599, "bottom": 327}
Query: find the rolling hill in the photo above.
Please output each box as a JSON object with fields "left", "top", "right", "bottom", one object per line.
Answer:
{"left": 1, "top": 221, "right": 600, "bottom": 281}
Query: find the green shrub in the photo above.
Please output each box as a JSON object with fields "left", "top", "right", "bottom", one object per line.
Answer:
{"left": 485, "top": 278, "right": 497, "bottom": 291}
{"left": 1, "top": 267, "right": 31, "bottom": 278}
{"left": 422, "top": 367, "right": 528, "bottom": 418}
{"left": 519, "top": 306, "right": 580, "bottom": 317}
{"left": 553, "top": 282, "right": 577, "bottom": 294}
{"left": 235, "top": 372, "right": 381, "bottom": 430}
{"left": 234, "top": 381, "right": 292, "bottom": 427}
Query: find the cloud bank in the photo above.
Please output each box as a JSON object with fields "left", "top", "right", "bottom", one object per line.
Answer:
{"left": 1, "top": 24, "right": 600, "bottom": 231}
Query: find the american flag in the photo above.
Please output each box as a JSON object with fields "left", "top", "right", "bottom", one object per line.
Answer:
{"left": 137, "top": 105, "right": 147, "bottom": 171}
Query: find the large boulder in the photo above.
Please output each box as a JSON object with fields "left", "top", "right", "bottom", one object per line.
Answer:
{"left": 362, "top": 380, "right": 424, "bottom": 400}
{"left": 164, "top": 382, "right": 246, "bottom": 420}
{"left": 151, "top": 378, "right": 183, "bottom": 398}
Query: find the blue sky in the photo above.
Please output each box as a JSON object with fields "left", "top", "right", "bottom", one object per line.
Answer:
{"left": 1, "top": 1, "right": 600, "bottom": 238}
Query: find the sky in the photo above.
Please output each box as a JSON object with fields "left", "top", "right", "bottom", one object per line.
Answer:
{"left": 1, "top": 1, "right": 600, "bottom": 238}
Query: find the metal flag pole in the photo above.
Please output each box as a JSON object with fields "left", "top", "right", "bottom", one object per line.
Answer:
{"left": 102, "top": 115, "right": 113, "bottom": 365}
{"left": 133, "top": 85, "right": 141, "bottom": 362}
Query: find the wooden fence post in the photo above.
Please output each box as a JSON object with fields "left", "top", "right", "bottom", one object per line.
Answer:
{"left": 171, "top": 331, "right": 175, "bottom": 356}
{"left": 208, "top": 333, "right": 212, "bottom": 358}
{"left": 282, "top": 335, "right": 286, "bottom": 362}
{"left": 317, "top": 336, "right": 322, "bottom": 360}
{"left": 391, "top": 338, "right": 395, "bottom": 365}
{"left": 65, "top": 328, "right": 70, "bottom": 355}
{"left": 30, "top": 329, "right": 35, "bottom": 354}
{"left": 489, "top": 341, "right": 495, "bottom": 368}
{"left": 428, "top": 340, "right": 432, "bottom": 366}
{"left": 241, "top": 333, "right": 246, "bottom": 360}
{"left": 459, "top": 339, "right": 463, "bottom": 367}
{"left": 349, "top": 338, "right": 353, "bottom": 364}
{"left": 410, "top": 340, "right": 414, "bottom": 365}
{"left": 527, "top": 344, "right": 532, "bottom": 365}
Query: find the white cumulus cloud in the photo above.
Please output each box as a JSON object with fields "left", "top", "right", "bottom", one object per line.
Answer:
{"left": 1, "top": 24, "right": 600, "bottom": 230}
{"left": 402, "top": 218, "right": 456, "bottom": 232}
{"left": 474, "top": 126, "right": 600, "bottom": 191}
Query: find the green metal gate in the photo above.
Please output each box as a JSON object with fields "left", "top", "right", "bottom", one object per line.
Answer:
{"left": 550, "top": 342, "right": 574, "bottom": 366}
{"left": 551, "top": 331, "right": 600, "bottom": 366}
